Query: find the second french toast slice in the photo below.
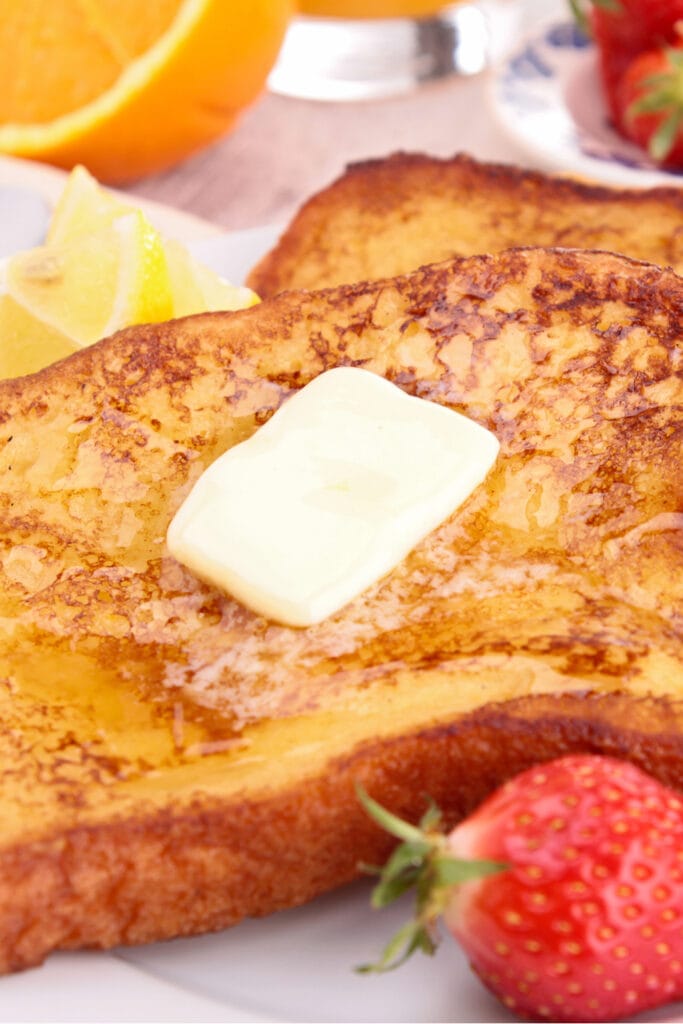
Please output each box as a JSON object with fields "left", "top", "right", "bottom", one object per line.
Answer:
{"left": 248, "top": 152, "right": 683, "bottom": 295}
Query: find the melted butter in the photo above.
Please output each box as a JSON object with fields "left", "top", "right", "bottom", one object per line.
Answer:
{"left": 167, "top": 367, "right": 500, "bottom": 627}
{"left": 1, "top": 627, "right": 241, "bottom": 781}
{"left": 0, "top": 248, "right": 680, "bottom": 837}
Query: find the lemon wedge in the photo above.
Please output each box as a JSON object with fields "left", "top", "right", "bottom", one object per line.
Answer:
{"left": 48, "top": 165, "right": 259, "bottom": 318}
{"left": 0, "top": 288, "right": 78, "bottom": 379}
{"left": 47, "top": 164, "right": 134, "bottom": 245}
{"left": 0, "top": 210, "right": 173, "bottom": 378}
{"left": 0, "top": 167, "right": 259, "bottom": 379}
{"left": 164, "top": 239, "right": 259, "bottom": 317}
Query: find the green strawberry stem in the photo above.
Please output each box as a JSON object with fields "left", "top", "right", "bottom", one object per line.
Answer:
{"left": 627, "top": 49, "right": 683, "bottom": 161}
{"left": 568, "top": 0, "right": 622, "bottom": 37}
{"left": 356, "top": 785, "right": 507, "bottom": 973}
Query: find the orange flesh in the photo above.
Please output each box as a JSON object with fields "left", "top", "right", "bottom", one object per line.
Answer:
{"left": 299, "top": 0, "right": 448, "bottom": 17}
{"left": 0, "top": 0, "right": 181, "bottom": 122}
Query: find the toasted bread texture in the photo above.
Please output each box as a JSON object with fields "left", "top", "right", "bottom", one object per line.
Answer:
{"left": 247, "top": 152, "right": 683, "bottom": 296}
{"left": 0, "top": 247, "right": 681, "bottom": 974}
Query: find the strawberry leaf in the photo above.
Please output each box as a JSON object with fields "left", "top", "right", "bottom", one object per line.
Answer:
{"left": 568, "top": 0, "right": 621, "bottom": 35}
{"left": 650, "top": 108, "right": 683, "bottom": 159}
{"left": 357, "top": 919, "right": 437, "bottom": 974}
{"left": 356, "top": 786, "right": 428, "bottom": 844}
{"left": 432, "top": 855, "right": 504, "bottom": 888}
{"left": 629, "top": 89, "right": 677, "bottom": 115}
{"left": 369, "top": 840, "right": 431, "bottom": 908}
{"left": 625, "top": 47, "right": 683, "bottom": 160}
{"left": 382, "top": 839, "right": 432, "bottom": 876}
{"left": 371, "top": 868, "right": 422, "bottom": 908}
{"left": 567, "top": 0, "right": 589, "bottom": 34}
{"left": 418, "top": 797, "right": 443, "bottom": 832}
{"left": 356, "top": 784, "right": 508, "bottom": 973}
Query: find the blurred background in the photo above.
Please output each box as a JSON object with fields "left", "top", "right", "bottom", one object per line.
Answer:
{"left": 0, "top": 0, "right": 556, "bottom": 234}
{"left": 129, "top": 0, "right": 552, "bottom": 229}
{"left": 0, "top": 0, "right": 571, "bottom": 380}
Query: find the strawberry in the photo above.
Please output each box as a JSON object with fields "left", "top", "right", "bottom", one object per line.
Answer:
{"left": 588, "top": 0, "right": 683, "bottom": 50}
{"left": 614, "top": 44, "right": 683, "bottom": 166}
{"left": 572, "top": 0, "right": 683, "bottom": 121}
{"left": 358, "top": 755, "right": 683, "bottom": 1022}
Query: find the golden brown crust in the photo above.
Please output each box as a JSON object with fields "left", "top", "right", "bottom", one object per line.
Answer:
{"left": 0, "top": 246, "right": 681, "bottom": 973}
{"left": 247, "top": 151, "right": 683, "bottom": 295}
{"left": 3, "top": 691, "right": 683, "bottom": 974}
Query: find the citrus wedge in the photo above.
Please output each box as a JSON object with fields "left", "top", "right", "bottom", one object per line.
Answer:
{"left": 164, "top": 239, "right": 259, "bottom": 318}
{"left": 0, "top": 167, "right": 260, "bottom": 379}
{"left": 0, "top": 288, "right": 80, "bottom": 379}
{"left": 0, "top": 0, "right": 292, "bottom": 182}
{"left": 0, "top": 210, "right": 173, "bottom": 380}
{"left": 47, "top": 164, "right": 134, "bottom": 245}
{"left": 48, "top": 166, "right": 259, "bottom": 317}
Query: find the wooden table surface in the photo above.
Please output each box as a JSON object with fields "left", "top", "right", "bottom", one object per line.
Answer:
{"left": 125, "top": 0, "right": 552, "bottom": 234}
{"left": 127, "top": 73, "right": 520, "bottom": 233}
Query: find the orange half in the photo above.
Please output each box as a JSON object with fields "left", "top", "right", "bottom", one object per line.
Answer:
{"left": 0, "top": 0, "right": 292, "bottom": 182}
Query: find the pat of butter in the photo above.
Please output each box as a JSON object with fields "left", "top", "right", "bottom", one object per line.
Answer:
{"left": 167, "top": 367, "right": 499, "bottom": 627}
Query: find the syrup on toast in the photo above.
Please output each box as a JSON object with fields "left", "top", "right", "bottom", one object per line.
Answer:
{"left": 0, "top": 247, "right": 681, "bottom": 974}
{"left": 248, "top": 152, "right": 683, "bottom": 296}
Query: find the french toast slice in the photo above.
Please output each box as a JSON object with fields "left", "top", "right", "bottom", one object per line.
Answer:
{"left": 0, "top": 247, "right": 681, "bottom": 975}
{"left": 248, "top": 152, "right": 683, "bottom": 296}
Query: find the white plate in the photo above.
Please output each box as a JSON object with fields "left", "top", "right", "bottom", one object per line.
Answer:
{"left": 2, "top": 182, "right": 683, "bottom": 1024}
{"left": 489, "top": 19, "right": 683, "bottom": 189}
{"left": 0, "top": 153, "right": 222, "bottom": 245}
